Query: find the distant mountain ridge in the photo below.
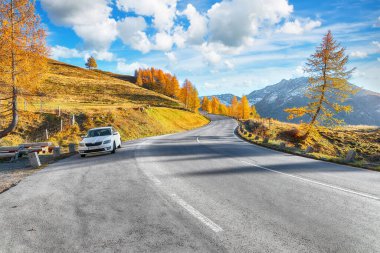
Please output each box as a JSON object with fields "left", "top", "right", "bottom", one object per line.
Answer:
{"left": 200, "top": 94, "right": 241, "bottom": 105}
{"left": 207, "top": 77, "right": 380, "bottom": 126}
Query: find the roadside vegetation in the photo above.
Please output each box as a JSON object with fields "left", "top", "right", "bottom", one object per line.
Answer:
{"left": 238, "top": 119, "right": 380, "bottom": 170}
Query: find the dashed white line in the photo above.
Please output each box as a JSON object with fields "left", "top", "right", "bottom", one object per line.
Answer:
{"left": 138, "top": 140, "right": 223, "bottom": 233}
{"left": 240, "top": 160, "right": 380, "bottom": 201}
{"left": 170, "top": 193, "right": 223, "bottom": 233}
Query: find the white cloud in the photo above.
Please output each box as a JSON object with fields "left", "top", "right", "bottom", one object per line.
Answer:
{"left": 224, "top": 60, "right": 234, "bottom": 70}
{"left": 51, "top": 46, "right": 82, "bottom": 59}
{"left": 116, "top": 60, "right": 148, "bottom": 74}
{"left": 165, "top": 52, "right": 177, "bottom": 62}
{"left": 295, "top": 65, "right": 304, "bottom": 76}
{"left": 350, "top": 51, "right": 368, "bottom": 58}
{"left": 117, "top": 17, "right": 152, "bottom": 53}
{"left": 207, "top": 0, "right": 293, "bottom": 47}
{"left": 41, "top": 0, "right": 117, "bottom": 50}
{"left": 50, "top": 45, "right": 114, "bottom": 61}
{"left": 179, "top": 4, "right": 208, "bottom": 44}
{"left": 278, "top": 19, "right": 321, "bottom": 34}
{"left": 116, "top": 0, "right": 178, "bottom": 31}
{"left": 154, "top": 32, "right": 174, "bottom": 51}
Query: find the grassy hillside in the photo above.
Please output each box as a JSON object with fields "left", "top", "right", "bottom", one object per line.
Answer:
{"left": 0, "top": 60, "right": 208, "bottom": 147}
{"left": 239, "top": 119, "right": 380, "bottom": 170}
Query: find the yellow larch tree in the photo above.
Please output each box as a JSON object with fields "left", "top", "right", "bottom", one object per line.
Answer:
{"left": 284, "top": 30, "right": 357, "bottom": 138}
{"left": 0, "top": 0, "right": 48, "bottom": 138}
{"left": 230, "top": 96, "right": 239, "bottom": 118}
{"left": 240, "top": 95, "right": 251, "bottom": 119}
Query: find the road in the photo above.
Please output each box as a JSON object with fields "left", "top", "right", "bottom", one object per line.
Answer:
{"left": 0, "top": 114, "right": 379, "bottom": 252}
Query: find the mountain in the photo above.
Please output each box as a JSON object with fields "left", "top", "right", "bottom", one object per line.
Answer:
{"left": 208, "top": 77, "right": 380, "bottom": 126}
{"left": 200, "top": 94, "right": 241, "bottom": 105}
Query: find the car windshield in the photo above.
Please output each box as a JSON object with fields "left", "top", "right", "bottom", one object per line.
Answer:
{"left": 86, "top": 129, "right": 111, "bottom": 137}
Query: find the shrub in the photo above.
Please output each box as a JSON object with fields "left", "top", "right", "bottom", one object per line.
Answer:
{"left": 277, "top": 127, "right": 302, "bottom": 143}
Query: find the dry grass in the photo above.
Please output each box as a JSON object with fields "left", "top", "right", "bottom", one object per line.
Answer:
{"left": 240, "top": 119, "right": 380, "bottom": 170}
{"left": 0, "top": 60, "right": 209, "bottom": 147}
{"left": 19, "top": 60, "right": 182, "bottom": 113}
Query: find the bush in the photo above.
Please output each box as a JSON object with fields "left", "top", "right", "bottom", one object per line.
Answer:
{"left": 244, "top": 120, "right": 269, "bottom": 137}
{"left": 277, "top": 127, "right": 302, "bottom": 143}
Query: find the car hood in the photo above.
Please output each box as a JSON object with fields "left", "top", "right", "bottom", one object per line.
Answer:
{"left": 81, "top": 136, "right": 110, "bottom": 144}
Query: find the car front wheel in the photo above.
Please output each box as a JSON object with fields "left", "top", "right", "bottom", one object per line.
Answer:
{"left": 111, "top": 142, "right": 116, "bottom": 154}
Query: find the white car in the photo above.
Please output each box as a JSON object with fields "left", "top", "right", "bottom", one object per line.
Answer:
{"left": 78, "top": 127, "right": 122, "bottom": 157}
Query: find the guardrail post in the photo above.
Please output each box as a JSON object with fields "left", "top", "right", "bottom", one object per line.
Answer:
{"left": 305, "top": 146, "right": 313, "bottom": 153}
{"left": 69, "top": 143, "right": 76, "bottom": 153}
{"left": 28, "top": 152, "right": 41, "bottom": 168}
{"left": 53, "top": 147, "right": 61, "bottom": 158}
{"left": 345, "top": 150, "right": 356, "bottom": 162}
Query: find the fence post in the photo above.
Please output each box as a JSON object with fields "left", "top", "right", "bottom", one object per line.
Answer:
{"left": 60, "top": 118, "right": 63, "bottom": 131}
{"left": 45, "top": 129, "right": 49, "bottom": 140}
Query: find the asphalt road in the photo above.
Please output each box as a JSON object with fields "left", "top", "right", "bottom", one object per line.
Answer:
{"left": 0, "top": 114, "right": 379, "bottom": 252}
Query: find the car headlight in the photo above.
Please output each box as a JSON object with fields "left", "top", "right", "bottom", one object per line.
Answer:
{"left": 103, "top": 139, "right": 111, "bottom": 144}
{"left": 79, "top": 143, "right": 85, "bottom": 147}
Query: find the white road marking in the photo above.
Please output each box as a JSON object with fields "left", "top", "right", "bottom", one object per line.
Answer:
{"left": 197, "top": 133, "right": 379, "bottom": 201}
{"left": 240, "top": 160, "right": 380, "bottom": 201}
{"left": 196, "top": 137, "right": 200, "bottom": 143}
{"left": 137, "top": 139, "right": 223, "bottom": 233}
{"left": 170, "top": 193, "right": 223, "bottom": 233}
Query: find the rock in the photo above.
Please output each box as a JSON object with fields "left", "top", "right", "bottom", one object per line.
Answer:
{"left": 345, "top": 150, "right": 356, "bottom": 162}
{"left": 305, "top": 146, "right": 313, "bottom": 153}
{"left": 279, "top": 142, "right": 286, "bottom": 149}
{"left": 254, "top": 136, "right": 260, "bottom": 140}
{"left": 28, "top": 152, "right": 41, "bottom": 168}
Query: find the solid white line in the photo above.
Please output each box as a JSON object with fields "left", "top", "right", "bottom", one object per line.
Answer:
{"left": 240, "top": 160, "right": 380, "bottom": 201}
{"left": 170, "top": 193, "right": 223, "bottom": 233}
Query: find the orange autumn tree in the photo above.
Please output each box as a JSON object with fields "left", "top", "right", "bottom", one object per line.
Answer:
{"left": 179, "top": 80, "right": 200, "bottom": 112}
{"left": 0, "top": 0, "right": 48, "bottom": 138}
{"left": 210, "top": 96, "right": 220, "bottom": 114}
{"left": 230, "top": 96, "right": 239, "bottom": 118}
{"left": 239, "top": 95, "right": 251, "bottom": 119}
{"left": 135, "top": 68, "right": 180, "bottom": 98}
{"left": 201, "top": 97, "right": 211, "bottom": 113}
{"left": 284, "top": 30, "right": 357, "bottom": 139}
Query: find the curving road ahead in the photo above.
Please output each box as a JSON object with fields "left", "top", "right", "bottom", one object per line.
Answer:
{"left": 0, "top": 114, "right": 379, "bottom": 252}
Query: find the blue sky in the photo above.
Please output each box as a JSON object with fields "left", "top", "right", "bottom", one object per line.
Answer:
{"left": 37, "top": 0, "right": 380, "bottom": 96}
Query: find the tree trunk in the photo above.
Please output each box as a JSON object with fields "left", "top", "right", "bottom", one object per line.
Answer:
{"left": 0, "top": 0, "right": 18, "bottom": 139}
{"left": 303, "top": 62, "right": 328, "bottom": 139}
{"left": 0, "top": 88, "right": 18, "bottom": 138}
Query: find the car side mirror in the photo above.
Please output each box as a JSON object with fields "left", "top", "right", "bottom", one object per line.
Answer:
{"left": 81, "top": 135, "right": 86, "bottom": 138}
{"left": 113, "top": 132, "right": 118, "bottom": 135}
